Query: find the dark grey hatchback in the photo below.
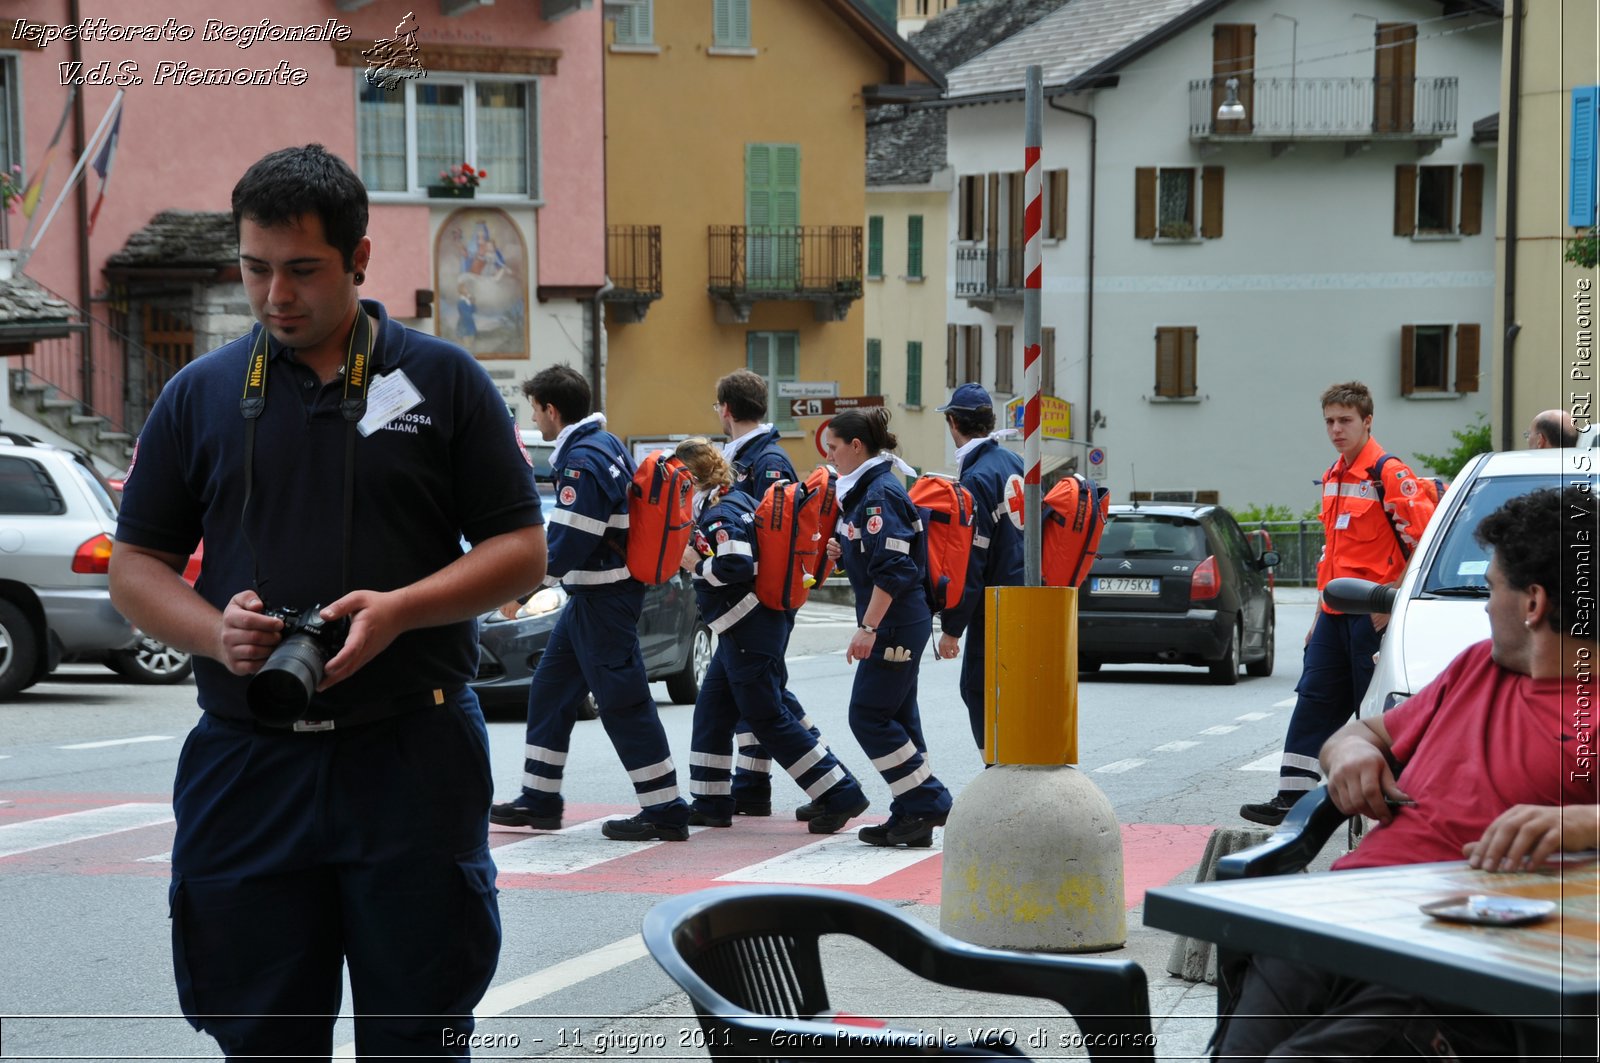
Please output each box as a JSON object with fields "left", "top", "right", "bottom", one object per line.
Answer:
{"left": 1078, "top": 503, "right": 1277, "bottom": 684}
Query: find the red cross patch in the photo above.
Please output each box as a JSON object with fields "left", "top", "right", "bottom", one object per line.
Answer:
{"left": 1004, "top": 473, "right": 1026, "bottom": 529}
{"left": 559, "top": 485, "right": 577, "bottom": 506}
{"left": 866, "top": 515, "right": 883, "bottom": 535}
{"left": 716, "top": 529, "right": 730, "bottom": 544}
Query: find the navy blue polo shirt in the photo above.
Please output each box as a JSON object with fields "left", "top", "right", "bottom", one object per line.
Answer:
{"left": 116, "top": 299, "right": 543, "bottom": 719}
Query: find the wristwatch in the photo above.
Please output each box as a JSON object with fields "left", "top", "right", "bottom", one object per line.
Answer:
{"left": 859, "top": 623, "right": 876, "bottom": 634}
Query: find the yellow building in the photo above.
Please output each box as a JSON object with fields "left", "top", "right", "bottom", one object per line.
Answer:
{"left": 1494, "top": 0, "right": 1599, "bottom": 447}
{"left": 602, "top": 0, "right": 940, "bottom": 469}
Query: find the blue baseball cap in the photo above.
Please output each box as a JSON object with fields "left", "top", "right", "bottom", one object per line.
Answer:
{"left": 936, "top": 382, "right": 993, "bottom": 412}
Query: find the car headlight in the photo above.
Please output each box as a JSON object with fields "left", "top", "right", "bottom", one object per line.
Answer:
{"left": 485, "top": 586, "right": 567, "bottom": 623}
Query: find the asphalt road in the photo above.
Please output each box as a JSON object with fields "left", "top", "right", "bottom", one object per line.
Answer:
{"left": 0, "top": 594, "right": 1319, "bottom": 1061}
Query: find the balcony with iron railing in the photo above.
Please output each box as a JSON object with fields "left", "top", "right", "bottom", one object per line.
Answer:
{"left": 603, "top": 225, "right": 662, "bottom": 324}
{"left": 954, "top": 246, "right": 1025, "bottom": 304}
{"left": 707, "top": 225, "right": 862, "bottom": 323}
{"left": 1189, "top": 76, "right": 1458, "bottom": 153}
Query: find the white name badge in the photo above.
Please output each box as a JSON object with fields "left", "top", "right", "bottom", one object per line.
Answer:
{"left": 357, "top": 369, "right": 425, "bottom": 437}
{"left": 1334, "top": 513, "right": 1352, "bottom": 530}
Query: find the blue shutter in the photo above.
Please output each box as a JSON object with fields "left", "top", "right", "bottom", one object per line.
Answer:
{"left": 1572, "top": 86, "right": 1598, "bottom": 228}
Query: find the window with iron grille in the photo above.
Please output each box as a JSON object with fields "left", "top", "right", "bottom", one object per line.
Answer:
{"left": 1134, "top": 167, "right": 1223, "bottom": 240}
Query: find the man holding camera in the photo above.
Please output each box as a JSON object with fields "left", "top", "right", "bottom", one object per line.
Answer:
{"left": 109, "top": 145, "right": 546, "bottom": 1059}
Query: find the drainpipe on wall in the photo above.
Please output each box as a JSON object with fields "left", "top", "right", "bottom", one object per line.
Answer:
{"left": 1046, "top": 95, "right": 1095, "bottom": 444}
{"left": 1500, "top": 0, "right": 1523, "bottom": 451}
{"left": 69, "top": 0, "right": 94, "bottom": 409}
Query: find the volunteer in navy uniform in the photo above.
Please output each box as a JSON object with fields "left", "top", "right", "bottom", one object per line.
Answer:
{"left": 108, "top": 145, "right": 546, "bottom": 1060}
{"left": 674, "top": 437, "right": 871, "bottom": 833}
{"left": 715, "top": 368, "right": 827, "bottom": 820}
{"left": 823, "top": 408, "right": 955, "bottom": 847}
{"left": 933, "top": 383, "right": 1025, "bottom": 752}
{"left": 490, "top": 364, "right": 692, "bottom": 841}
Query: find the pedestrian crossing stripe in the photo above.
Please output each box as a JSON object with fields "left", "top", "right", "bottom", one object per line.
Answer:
{"left": 0, "top": 802, "right": 174, "bottom": 859}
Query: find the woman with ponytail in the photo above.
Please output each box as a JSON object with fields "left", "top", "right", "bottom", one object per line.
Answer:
{"left": 673, "top": 438, "right": 871, "bottom": 834}
{"left": 823, "top": 409, "right": 954, "bottom": 847}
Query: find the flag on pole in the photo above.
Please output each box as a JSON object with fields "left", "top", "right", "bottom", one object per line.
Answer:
{"left": 86, "top": 96, "right": 123, "bottom": 236}
{"left": 20, "top": 86, "right": 76, "bottom": 219}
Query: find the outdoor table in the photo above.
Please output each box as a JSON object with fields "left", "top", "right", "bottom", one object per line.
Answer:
{"left": 1144, "top": 852, "right": 1600, "bottom": 1056}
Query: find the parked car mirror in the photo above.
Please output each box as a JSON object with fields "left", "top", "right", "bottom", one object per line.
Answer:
{"left": 1322, "top": 577, "right": 1397, "bottom": 615}
{"left": 1258, "top": 550, "right": 1281, "bottom": 569}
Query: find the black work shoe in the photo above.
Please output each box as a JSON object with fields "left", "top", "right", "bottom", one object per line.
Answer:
{"left": 688, "top": 808, "right": 733, "bottom": 828}
{"left": 601, "top": 815, "right": 690, "bottom": 842}
{"left": 807, "top": 795, "right": 871, "bottom": 835}
{"left": 794, "top": 800, "right": 823, "bottom": 821}
{"left": 858, "top": 815, "right": 944, "bottom": 848}
{"left": 489, "top": 801, "right": 561, "bottom": 831}
{"left": 1239, "top": 794, "right": 1299, "bottom": 827}
{"left": 734, "top": 798, "right": 772, "bottom": 817}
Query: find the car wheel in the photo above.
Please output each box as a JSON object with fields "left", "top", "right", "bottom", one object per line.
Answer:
{"left": 1208, "top": 621, "right": 1241, "bottom": 686}
{"left": 665, "top": 624, "right": 714, "bottom": 705}
{"left": 0, "top": 599, "right": 41, "bottom": 700}
{"left": 1245, "top": 608, "right": 1275, "bottom": 678}
{"left": 108, "top": 635, "right": 194, "bottom": 684}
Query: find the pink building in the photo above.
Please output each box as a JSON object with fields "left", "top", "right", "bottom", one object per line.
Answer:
{"left": 0, "top": 0, "right": 604, "bottom": 466}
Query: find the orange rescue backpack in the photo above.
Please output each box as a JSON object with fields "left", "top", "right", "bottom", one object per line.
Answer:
{"left": 1042, "top": 473, "right": 1110, "bottom": 589}
{"left": 753, "top": 465, "right": 839, "bottom": 611}
{"left": 626, "top": 450, "right": 696, "bottom": 585}
{"left": 909, "top": 473, "right": 976, "bottom": 612}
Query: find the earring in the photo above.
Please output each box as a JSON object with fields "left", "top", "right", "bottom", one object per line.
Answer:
{"left": 353, "top": 271, "right": 365, "bottom": 285}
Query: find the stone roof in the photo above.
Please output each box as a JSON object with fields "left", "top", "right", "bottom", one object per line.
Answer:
{"left": 105, "top": 210, "right": 237, "bottom": 269}
{"left": 867, "top": 0, "right": 1071, "bottom": 187}
{"left": 0, "top": 272, "right": 74, "bottom": 329}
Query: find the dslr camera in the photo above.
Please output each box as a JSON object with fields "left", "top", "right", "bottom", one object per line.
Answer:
{"left": 245, "top": 605, "right": 350, "bottom": 725}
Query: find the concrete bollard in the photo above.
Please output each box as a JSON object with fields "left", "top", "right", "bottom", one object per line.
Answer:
{"left": 940, "top": 767, "right": 1126, "bottom": 952}
{"left": 1164, "top": 826, "right": 1274, "bottom": 982}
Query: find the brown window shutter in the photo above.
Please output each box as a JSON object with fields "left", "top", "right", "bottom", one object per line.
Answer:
{"left": 1400, "top": 325, "right": 1417, "bottom": 395}
{"left": 1041, "top": 327, "right": 1056, "bottom": 395}
{"left": 1008, "top": 171, "right": 1025, "bottom": 256}
{"left": 1155, "top": 327, "right": 1179, "bottom": 397}
{"left": 947, "top": 324, "right": 959, "bottom": 388}
{"left": 1200, "top": 166, "right": 1225, "bottom": 239}
{"left": 996, "top": 325, "right": 1014, "bottom": 393}
{"left": 1048, "top": 170, "right": 1068, "bottom": 239}
{"left": 1135, "top": 168, "right": 1157, "bottom": 239}
{"left": 1180, "top": 327, "right": 1198, "bottom": 397}
{"left": 958, "top": 178, "right": 972, "bottom": 241}
{"left": 1458, "top": 164, "right": 1484, "bottom": 235}
{"left": 986, "top": 173, "right": 1000, "bottom": 250}
{"left": 1394, "top": 165, "right": 1417, "bottom": 236}
{"left": 1454, "top": 323, "right": 1480, "bottom": 393}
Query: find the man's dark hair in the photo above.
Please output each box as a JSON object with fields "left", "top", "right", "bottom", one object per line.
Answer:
{"left": 1533, "top": 410, "right": 1580, "bottom": 448}
{"left": 717, "top": 369, "right": 768, "bottom": 422}
{"left": 232, "top": 145, "right": 368, "bottom": 270}
{"left": 1476, "top": 485, "right": 1599, "bottom": 635}
{"left": 524, "top": 364, "right": 592, "bottom": 424}
{"left": 1320, "top": 380, "right": 1374, "bottom": 420}
{"left": 947, "top": 407, "right": 996, "bottom": 439}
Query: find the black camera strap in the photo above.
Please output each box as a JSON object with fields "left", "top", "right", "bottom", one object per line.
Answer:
{"left": 239, "top": 307, "right": 375, "bottom": 597}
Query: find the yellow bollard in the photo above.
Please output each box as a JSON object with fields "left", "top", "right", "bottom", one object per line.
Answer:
{"left": 941, "top": 584, "right": 1125, "bottom": 951}
{"left": 983, "top": 585, "right": 1077, "bottom": 765}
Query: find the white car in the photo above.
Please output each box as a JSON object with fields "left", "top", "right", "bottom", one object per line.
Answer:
{"left": 1331, "top": 447, "right": 1591, "bottom": 719}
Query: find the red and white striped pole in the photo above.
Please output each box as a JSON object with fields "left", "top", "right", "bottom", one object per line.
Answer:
{"left": 1022, "top": 65, "right": 1043, "bottom": 587}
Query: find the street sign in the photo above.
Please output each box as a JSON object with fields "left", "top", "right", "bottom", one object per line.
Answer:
{"left": 1006, "top": 394, "right": 1072, "bottom": 440}
{"left": 814, "top": 418, "right": 832, "bottom": 458}
{"left": 1088, "top": 447, "right": 1106, "bottom": 468}
{"left": 788, "top": 394, "right": 884, "bottom": 418}
{"left": 777, "top": 381, "right": 840, "bottom": 399}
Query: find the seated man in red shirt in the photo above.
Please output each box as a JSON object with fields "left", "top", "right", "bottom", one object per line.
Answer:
{"left": 1216, "top": 485, "right": 1600, "bottom": 1061}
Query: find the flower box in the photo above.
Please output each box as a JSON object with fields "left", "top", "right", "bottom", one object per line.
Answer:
{"left": 428, "top": 185, "right": 476, "bottom": 199}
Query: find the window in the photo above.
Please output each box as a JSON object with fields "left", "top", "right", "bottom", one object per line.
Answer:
{"left": 1571, "top": 85, "right": 1597, "bottom": 228}
{"left": 946, "top": 324, "right": 981, "bottom": 388}
{"left": 1395, "top": 164, "right": 1484, "bottom": 236}
{"left": 1135, "top": 167, "right": 1223, "bottom": 240}
{"left": 866, "top": 338, "right": 882, "bottom": 396}
{"left": 358, "top": 76, "right": 537, "bottom": 196}
{"left": 906, "top": 215, "right": 924, "bottom": 278}
{"left": 1046, "top": 170, "right": 1067, "bottom": 240}
{"left": 1154, "top": 326, "right": 1197, "bottom": 398}
{"left": 0, "top": 56, "right": 18, "bottom": 177}
{"left": 748, "top": 331, "right": 799, "bottom": 429}
{"left": 713, "top": 0, "right": 751, "bottom": 48}
{"left": 995, "top": 325, "right": 1014, "bottom": 394}
{"left": 1041, "top": 326, "right": 1056, "bottom": 396}
{"left": 0, "top": 457, "right": 65, "bottom": 515}
{"left": 958, "top": 174, "right": 984, "bottom": 241}
{"left": 613, "top": 0, "right": 654, "bottom": 45}
{"left": 1401, "top": 324, "right": 1480, "bottom": 395}
{"left": 906, "top": 341, "right": 923, "bottom": 406}
{"left": 867, "top": 215, "right": 884, "bottom": 278}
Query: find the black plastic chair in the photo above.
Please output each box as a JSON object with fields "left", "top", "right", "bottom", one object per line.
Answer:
{"left": 643, "top": 885, "right": 1156, "bottom": 1061}
{"left": 1215, "top": 785, "right": 1349, "bottom": 880}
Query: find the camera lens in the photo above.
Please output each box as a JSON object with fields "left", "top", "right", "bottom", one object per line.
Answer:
{"left": 246, "top": 633, "right": 328, "bottom": 724}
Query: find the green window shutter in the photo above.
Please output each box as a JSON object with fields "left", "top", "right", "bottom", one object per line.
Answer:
{"left": 866, "top": 339, "right": 882, "bottom": 396}
{"left": 906, "top": 342, "right": 923, "bottom": 406}
{"left": 615, "top": 1, "right": 653, "bottom": 44}
{"left": 773, "top": 145, "right": 800, "bottom": 226}
{"left": 867, "top": 216, "right": 884, "bottom": 277}
{"left": 715, "top": 0, "right": 751, "bottom": 47}
{"left": 906, "top": 215, "right": 924, "bottom": 278}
